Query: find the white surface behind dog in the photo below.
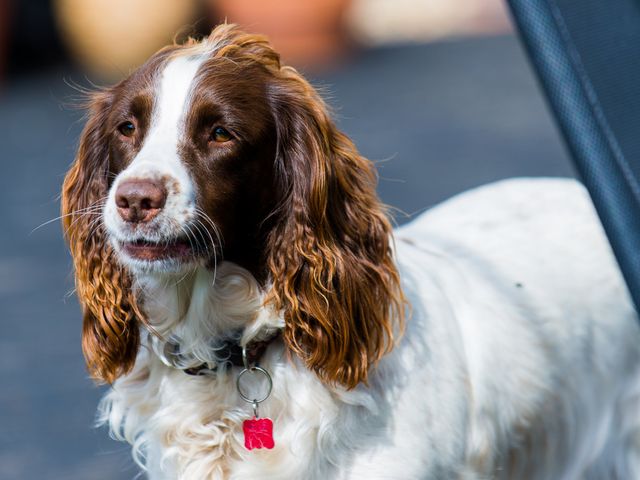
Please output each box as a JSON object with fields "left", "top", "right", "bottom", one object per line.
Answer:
{"left": 103, "top": 178, "right": 640, "bottom": 479}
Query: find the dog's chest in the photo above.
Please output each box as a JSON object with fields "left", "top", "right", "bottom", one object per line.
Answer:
{"left": 103, "top": 351, "right": 360, "bottom": 480}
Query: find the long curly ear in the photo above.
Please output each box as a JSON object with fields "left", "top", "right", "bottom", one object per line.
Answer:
{"left": 62, "top": 92, "right": 141, "bottom": 384}
{"left": 265, "top": 68, "right": 406, "bottom": 389}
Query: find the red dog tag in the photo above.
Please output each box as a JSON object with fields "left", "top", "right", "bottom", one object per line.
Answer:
{"left": 243, "top": 417, "right": 275, "bottom": 450}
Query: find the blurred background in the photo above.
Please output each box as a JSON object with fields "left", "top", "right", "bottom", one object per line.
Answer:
{"left": 0, "top": 0, "right": 574, "bottom": 478}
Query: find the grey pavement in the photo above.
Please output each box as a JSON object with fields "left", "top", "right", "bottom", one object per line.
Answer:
{"left": 0, "top": 34, "right": 573, "bottom": 480}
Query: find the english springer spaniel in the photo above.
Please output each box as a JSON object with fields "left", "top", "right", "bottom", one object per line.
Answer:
{"left": 62, "top": 24, "right": 640, "bottom": 479}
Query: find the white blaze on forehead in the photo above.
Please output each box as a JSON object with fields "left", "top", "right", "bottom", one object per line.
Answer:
{"left": 124, "top": 54, "right": 206, "bottom": 179}
{"left": 152, "top": 55, "right": 205, "bottom": 150}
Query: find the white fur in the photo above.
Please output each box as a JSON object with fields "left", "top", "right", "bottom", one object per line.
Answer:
{"left": 104, "top": 55, "right": 207, "bottom": 272}
{"left": 98, "top": 177, "right": 640, "bottom": 479}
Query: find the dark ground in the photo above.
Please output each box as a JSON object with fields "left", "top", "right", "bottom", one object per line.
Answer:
{"left": 0, "top": 34, "right": 574, "bottom": 479}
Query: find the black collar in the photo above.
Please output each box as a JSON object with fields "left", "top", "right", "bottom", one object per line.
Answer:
{"left": 166, "top": 331, "right": 280, "bottom": 377}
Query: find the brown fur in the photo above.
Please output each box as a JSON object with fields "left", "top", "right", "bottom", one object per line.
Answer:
{"left": 62, "top": 92, "right": 143, "bottom": 384}
{"left": 62, "top": 24, "right": 406, "bottom": 388}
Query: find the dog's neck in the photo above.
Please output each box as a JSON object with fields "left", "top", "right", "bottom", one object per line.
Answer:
{"left": 133, "top": 262, "right": 284, "bottom": 369}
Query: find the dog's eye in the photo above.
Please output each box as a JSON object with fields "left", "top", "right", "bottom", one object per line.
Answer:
{"left": 118, "top": 121, "right": 136, "bottom": 137}
{"left": 211, "top": 126, "right": 233, "bottom": 143}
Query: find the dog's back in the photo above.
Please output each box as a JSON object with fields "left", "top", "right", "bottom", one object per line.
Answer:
{"left": 384, "top": 177, "right": 640, "bottom": 479}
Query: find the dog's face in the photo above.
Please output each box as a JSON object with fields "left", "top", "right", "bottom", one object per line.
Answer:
{"left": 62, "top": 25, "right": 404, "bottom": 388}
{"left": 102, "top": 51, "right": 278, "bottom": 275}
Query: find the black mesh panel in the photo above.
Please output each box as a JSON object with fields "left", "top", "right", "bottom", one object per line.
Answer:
{"left": 508, "top": 0, "right": 640, "bottom": 313}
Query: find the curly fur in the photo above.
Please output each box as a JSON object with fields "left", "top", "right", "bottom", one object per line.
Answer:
{"left": 62, "top": 92, "right": 142, "bottom": 383}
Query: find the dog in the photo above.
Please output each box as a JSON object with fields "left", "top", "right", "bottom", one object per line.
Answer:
{"left": 62, "top": 24, "right": 640, "bottom": 479}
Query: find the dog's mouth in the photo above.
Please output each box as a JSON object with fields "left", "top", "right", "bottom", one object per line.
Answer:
{"left": 120, "top": 237, "right": 196, "bottom": 262}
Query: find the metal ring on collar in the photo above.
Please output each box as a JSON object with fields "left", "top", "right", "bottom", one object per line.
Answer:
{"left": 236, "top": 366, "right": 273, "bottom": 404}
{"left": 242, "top": 345, "right": 250, "bottom": 369}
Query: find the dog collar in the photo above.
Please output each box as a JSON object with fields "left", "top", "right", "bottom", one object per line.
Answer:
{"left": 184, "top": 334, "right": 279, "bottom": 376}
{"left": 157, "top": 330, "right": 281, "bottom": 376}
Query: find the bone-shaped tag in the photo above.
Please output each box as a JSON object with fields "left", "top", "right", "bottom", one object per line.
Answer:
{"left": 243, "top": 417, "right": 274, "bottom": 450}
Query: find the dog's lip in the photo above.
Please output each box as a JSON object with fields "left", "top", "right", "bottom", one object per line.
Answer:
{"left": 120, "top": 237, "right": 194, "bottom": 261}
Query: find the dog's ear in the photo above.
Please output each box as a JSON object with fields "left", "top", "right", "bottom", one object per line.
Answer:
{"left": 62, "top": 91, "right": 142, "bottom": 384}
{"left": 265, "top": 69, "right": 406, "bottom": 389}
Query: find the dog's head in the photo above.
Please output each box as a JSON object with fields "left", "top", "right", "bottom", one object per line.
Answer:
{"left": 62, "top": 25, "right": 404, "bottom": 388}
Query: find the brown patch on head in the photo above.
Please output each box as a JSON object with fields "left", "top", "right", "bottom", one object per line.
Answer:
{"left": 175, "top": 53, "right": 279, "bottom": 276}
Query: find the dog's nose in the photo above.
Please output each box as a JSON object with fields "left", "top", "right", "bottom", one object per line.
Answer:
{"left": 115, "top": 180, "right": 167, "bottom": 223}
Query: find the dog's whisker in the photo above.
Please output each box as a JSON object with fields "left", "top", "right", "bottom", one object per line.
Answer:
{"left": 200, "top": 219, "right": 220, "bottom": 281}
{"left": 193, "top": 208, "right": 223, "bottom": 284}
{"left": 33, "top": 198, "right": 107, "bottom": 234}
{"left": 191, "top": 216, "right": 218, "bottom": 285}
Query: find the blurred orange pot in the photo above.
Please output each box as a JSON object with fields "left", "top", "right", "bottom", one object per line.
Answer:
{"left": 54, "top": 0, "right": 197, "bottom": 80}
{"left": 212, "top": 0, "right": 352, "bottom": 68}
